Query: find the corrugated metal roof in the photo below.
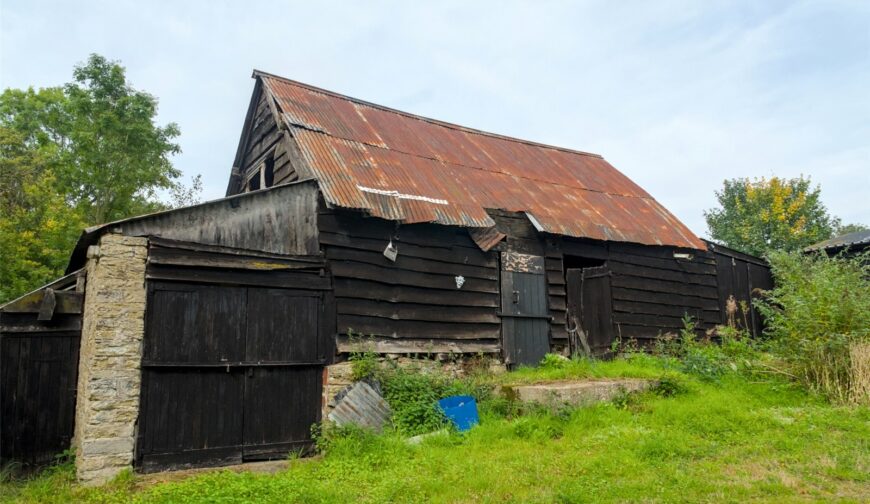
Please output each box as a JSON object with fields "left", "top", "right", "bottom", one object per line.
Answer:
{"left": 805, "top": 230, "right": 870, "bottom": 252}
{"left": 259, "top": 72, "right": 706, "bottom": 250}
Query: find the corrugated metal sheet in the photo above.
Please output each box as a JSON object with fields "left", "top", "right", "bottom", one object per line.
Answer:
{"left": 259, "top": 72, "right": 706, "bottom": 250}
{"left": 805, "top": 230, "right": 870, "bottom": 252}
{"left": 328, "top": 381, "right": 392, "bottom": 432}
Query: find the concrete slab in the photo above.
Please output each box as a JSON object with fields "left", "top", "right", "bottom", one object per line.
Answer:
{"left": 502, "top": 379, "right": 655, "bottom": 408}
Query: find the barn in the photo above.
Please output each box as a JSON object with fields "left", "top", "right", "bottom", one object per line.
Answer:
{"left": 0, "top": 71, "right": 771, "bottom": 483}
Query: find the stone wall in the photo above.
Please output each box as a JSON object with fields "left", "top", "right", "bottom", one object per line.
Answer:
{"left": 73, "top": 233, "right": 148, "bottom": 485}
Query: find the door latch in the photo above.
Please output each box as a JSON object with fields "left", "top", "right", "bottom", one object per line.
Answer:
{"left": 512, "top": 290, "right": 519, "bottom": 304}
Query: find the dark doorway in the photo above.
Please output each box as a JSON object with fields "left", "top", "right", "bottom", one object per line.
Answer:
{"left": 500, "top": 252, "right": 550, "bottom": 367}
{"left": 565, "top": 257, "right": 615, "bottom": 356}
{"left": 136, "top": 282, "right": 323, "bottom": 472}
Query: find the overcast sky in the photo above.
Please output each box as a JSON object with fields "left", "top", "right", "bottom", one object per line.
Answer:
{"left": 2, "top": 0, "right": 868, "bottom": 235}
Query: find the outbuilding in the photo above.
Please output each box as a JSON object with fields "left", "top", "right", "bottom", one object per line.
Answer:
{"left": 1, "top": 71, "right": 771, "bottom": 483}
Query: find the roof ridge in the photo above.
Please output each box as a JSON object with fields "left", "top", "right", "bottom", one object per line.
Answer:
{"left": 252, "top": 69, "right": 605, "bottom": 160}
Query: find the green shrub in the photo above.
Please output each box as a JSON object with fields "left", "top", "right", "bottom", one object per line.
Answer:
{"left": 539, "top": 353, "right": 569, "bottom": 369}
{"left": 652, "top": 372, "right": 690, "bottom": 397}
{"left": 756, "top": 251, "right": 870, "bottom": 402}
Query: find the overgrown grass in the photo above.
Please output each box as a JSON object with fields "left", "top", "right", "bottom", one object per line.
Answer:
{"left": 3, "top": 356, "right": 868, "bottom": 503}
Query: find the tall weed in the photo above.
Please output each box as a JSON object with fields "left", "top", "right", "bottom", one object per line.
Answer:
{"left": 756, "top": 251, "right": 870, "bottom": 403}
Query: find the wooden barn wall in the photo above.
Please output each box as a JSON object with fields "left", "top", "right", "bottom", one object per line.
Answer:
{"left": 603, "top": 242, "right": 719, "bottom": 340}
{"left": 238, "top": 88, "right": 298, "bottom": 188}
{"left": 115, "top": 181, "right": 320, "bottom": 257}
{"left": 318, "top": 209, "right": 501, "bottom": 354}
{"left": 709, "top": 243, "right": 773, "bottom": 337}
{"left": 488, "top": 211, "right": 721, "bottom": 344}
{"left": 1, "top": 286, "right": 83, "bottom": 466}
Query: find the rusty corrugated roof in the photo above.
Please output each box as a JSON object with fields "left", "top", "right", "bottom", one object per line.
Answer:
{"left": 259, "top": 71, "right": 705, "bottom": 250}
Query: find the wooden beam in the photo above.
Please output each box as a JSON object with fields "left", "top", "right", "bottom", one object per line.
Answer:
{"left": 37, "top": 289, "right": 57, "bottom": 321}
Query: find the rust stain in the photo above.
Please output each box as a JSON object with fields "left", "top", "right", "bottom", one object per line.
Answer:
{"left": 259, "top": 72, "right": 706, "bottom": 250}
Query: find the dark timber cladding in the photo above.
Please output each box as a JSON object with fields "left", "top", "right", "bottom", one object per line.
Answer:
{"left": 491, "top": 210, "right": 721, "bottom": 344}
{"left": 320, "top": 209, "right": 500, "bottom": 354}
{"left": 707, "top": 241, "right": 773, "bottom": 337}
{"left": 137, "top": 240, "right": 331, "bottom": 472}
{"left": 0, "top": 271, "right": 84, "bottom": 466}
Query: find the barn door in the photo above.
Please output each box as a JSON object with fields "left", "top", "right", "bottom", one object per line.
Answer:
{"left": 500, "top": 252, "right": 550, "bottom": 367}
{"left": 137, "top": 282, "right": 322, "bottom": 472}
{"left": 242, "top": 289, "right": 322, "bottom": 460}
{"left": 566, "top": 266, "right": 615, "bottom": 356}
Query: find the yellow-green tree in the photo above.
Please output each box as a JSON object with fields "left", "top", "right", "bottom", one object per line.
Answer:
{"left": 704, "top": 176, "right": 838, "bottom": 256}
{"left": 0, "top": 54, "right": 197, "bottom": 302}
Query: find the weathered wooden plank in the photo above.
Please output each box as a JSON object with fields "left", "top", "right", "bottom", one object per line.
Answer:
{"left": 330, "top": 261, "right": 497, "bottom": 293}
{"left": 337, "top": 335, "right": 500, "bottom": 354}
{"left": 333, "top": 278, "right": 498, "bottom": 307}
{"left": 337, "top": 298, "right": 499, "bottom": 324}
{"left": 612, "top": 311, "right": 718, "bottom": 329}
{"left": 1, "top": 291, "right": 83, "bottom": 315}
{"left": 36, "top": 289, "right": 57, "bottom": 321}
{"left": 609, "top": 252, "right": 717, "bottom": 274}
{"left": 319, "top": 212, "right": 477, "bottom": 250}
{"left": 611, "top": 275, "right": 719, "bottom": 299}
{"left": 545, "top": 257, "right": 563, "bottom": 272}
{"left": 118, "top": 181, "right": 321, "bottom": 256}
{"left": 549, "top": 295, "right": 567, "bottom": 312}
{"left": 611, "top": 287, "right": 720, "bottom": 310}
{"left": 146, "top": 265, "right": 330, "bottom": 290}
{"left": 488, "top": 210, "right": 540, "bottom": 240}
{"left": 0, "top": 317, "right": 82, "bottom": 333}
{"left": 550, "top": 324, "right": 569, "bottom": 340}
{"left": 148, "top": 251, "right": 323, "bottom": 272}
{"left": 326, "top": 247, "right": 497, "bottom": 280}
{"left": 547, "top": 270, "right": 566, "bottom": 286}
{"left": 148, "top": 236, "right": 323, "bottom": 262}
{"left": 548, "top": 284, "right": 566, "bottom": 297}
{"left": 613, "top": 299, "right": 720, "bottom": 319}
{"left": 320, "top": 231, "right": 495, "bottom": 267}
{"left": 337, "top": 315, "right": 500, "bottom": 340}
{"left": 613, "top": 242, "right": 712, "bottom": 261}
{"left": 609, "top": 262, "right": 717, "bottom": 286}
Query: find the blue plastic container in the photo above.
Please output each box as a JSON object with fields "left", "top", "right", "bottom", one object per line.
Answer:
{"left": 437, "top": 395, "right": 479, "bottom": 432}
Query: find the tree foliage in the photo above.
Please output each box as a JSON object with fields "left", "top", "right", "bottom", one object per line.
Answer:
{"left": 704, "top": 176, "right": 838, "bottom": 256}
{"left": 0, "top": 54, "right": 197, "bottom": 302}
{"left": 833, "top": 222, "right": 869, "bottom": 236}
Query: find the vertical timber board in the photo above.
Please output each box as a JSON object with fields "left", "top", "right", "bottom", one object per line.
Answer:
{"left": 500, "top": 252, "right": 550, "bottom": 367}
{"left": 580, "top": 266, "right": 616, "bottom": 353}
{"left": 0, "top": 331, "right": 80, "bottom": 465}
{"left": 138, "top": 277, "right": 325, "bottom": 472}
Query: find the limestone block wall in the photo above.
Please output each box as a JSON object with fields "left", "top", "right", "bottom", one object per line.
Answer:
{"left": 73, "top": 233, "right": 148, "bottom": 485}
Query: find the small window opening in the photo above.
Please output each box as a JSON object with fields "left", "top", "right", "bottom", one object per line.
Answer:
{"left": 248, "top": 172, "right": 261, "bottom": 191}
{"left": 263, "top": 154, "right": 275, "bottom": 188}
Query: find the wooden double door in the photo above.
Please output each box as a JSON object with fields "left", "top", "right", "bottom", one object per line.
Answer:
{"left": 136, "top": 282, "right": 324, "bottom": 472}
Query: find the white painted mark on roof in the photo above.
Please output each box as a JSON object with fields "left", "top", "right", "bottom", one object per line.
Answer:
{"left": 357, "top": 185, "right": 449, "bottom": 205}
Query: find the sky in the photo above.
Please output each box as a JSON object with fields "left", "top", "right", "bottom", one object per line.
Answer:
{"left": 2, "top": 0, "right": 868, "bottom": 236}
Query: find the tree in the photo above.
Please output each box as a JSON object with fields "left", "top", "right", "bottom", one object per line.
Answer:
{"left": 833, "top": 223, "right": 869, "bottom": 236}
{"left": 704, "top": 176, "right": 839, "bottom": 256}
{"left": 0, "top": 54, "right": 195, "bottom": 302}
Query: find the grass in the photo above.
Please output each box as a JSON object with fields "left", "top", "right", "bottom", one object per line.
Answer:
{"left": 2, "top": 357, "right": 868, "bottom": 503}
